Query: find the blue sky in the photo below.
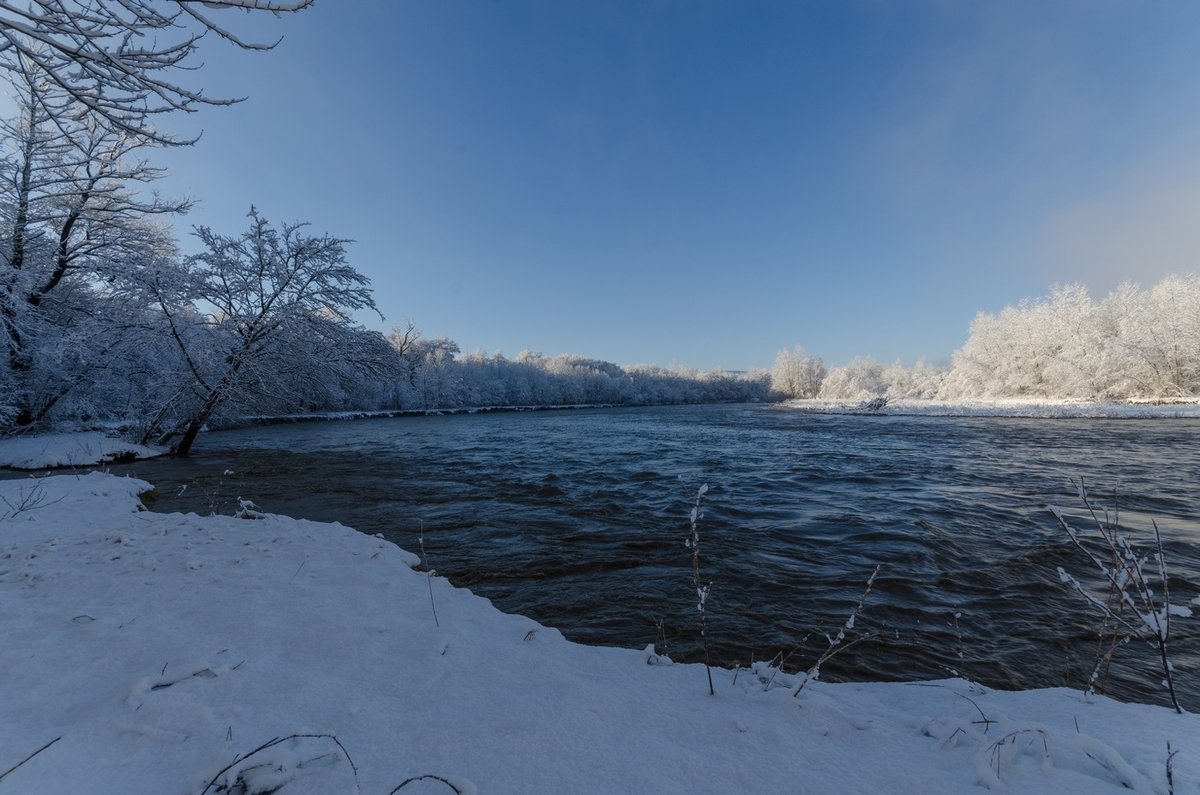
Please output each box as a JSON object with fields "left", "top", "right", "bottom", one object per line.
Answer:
{"left": 149, "top": 1, "right": 1200, "bottom": 370}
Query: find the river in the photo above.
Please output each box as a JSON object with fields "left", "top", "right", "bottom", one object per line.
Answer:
{"left": 79, "top": 404, "right": 1200, "bottom": 707}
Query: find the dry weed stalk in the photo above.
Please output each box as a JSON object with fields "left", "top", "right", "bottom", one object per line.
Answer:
{"left": 0, "top": 481, "right": 61, "bottom": 521}
{"left": 791, "top": 564, "right": 882, "bottom": 698}
{"left": 685, "top": 483, "right": 714, "bottom": 695}
{"left": 1051, "top": 479, "right": 1189, "bottom": 713}
{"left": 418, "top": 522, "right": 440, "bottom": 628}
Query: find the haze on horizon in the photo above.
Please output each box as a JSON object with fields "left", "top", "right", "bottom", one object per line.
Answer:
{"left": 141, "top": 1, "right": 1200, "bottom": 371}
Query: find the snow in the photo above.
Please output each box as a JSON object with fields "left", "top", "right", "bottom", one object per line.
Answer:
{"left": 782, "top": 397, "right": 1200, "bottom": 419}
{"left": 0, "top": 431, "right": 166, "bottom": 470}
{"left": 3, "top": 474, "right": 1199, "bottom": 794}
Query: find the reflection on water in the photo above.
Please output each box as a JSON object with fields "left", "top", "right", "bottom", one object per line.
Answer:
{"left": 47, "top": 405, "right": 1200, "bottom": 706}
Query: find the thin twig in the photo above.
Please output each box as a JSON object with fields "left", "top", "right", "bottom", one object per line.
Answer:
{"left": 792, "top": 564, "right": 882, "bottom": 697}
{"left": 288, "top": 557, "right": 307, "bottom": 584}
{"left": 199, "top": 733, "right": 359, "bottom": 794}
{"left": 0, "top": 736, "right": 62, "bottom": 784}
{"left": 1167, "top": 741, "right": 1178, "bottom": 795}
{"left": 953, "top": 692, "right": 995, "bottom": 734}
{"left": 391, "top": 773, "right": 465, "bottom": 794}
{"left": 762, "top": 639, "right": 807, "bottom": 692}
{"left": 418, "top": 522, "right": 440, "bottom": 628}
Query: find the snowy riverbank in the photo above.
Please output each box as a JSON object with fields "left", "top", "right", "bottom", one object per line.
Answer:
{"left": 0, "top": 431, "right": 167, "bottom": 470}
{"left": 3, "top": 474, "right": 1199, "bottom": 793}
{"left": 782, "top": 397, "right": 1200, "bottom": 419}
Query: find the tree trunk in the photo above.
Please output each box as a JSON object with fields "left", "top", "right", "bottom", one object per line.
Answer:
{"left": 172, "top": 413, "right": 206, "bottom": 457}
{"left": 172, "top": 363, "right": 241, "bottom": 456}
{"left": 173, "top": 388, "right": 223, "bottom": 456}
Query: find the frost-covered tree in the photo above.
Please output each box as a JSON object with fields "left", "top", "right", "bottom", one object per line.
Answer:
{"left": 771, "top": 345, "right": 826, "bottom": 399}
{"left": 881, "top": 359, "right": 943, "bottom": 399}
{"left": 388, "top": 321, "right": 473, "bottom": 409}
{"left": 455, "top": 348, "right": 509, "bottom": 408}
{"left": 23, "top": 243, "right": 182, "bottom": 428}
{"left": 0, "top": 1, "right": 314, "bottom": 145}
{"left": 148, "top": 208, "right": 388, "bottom": 454}
{"left": 0, "top": 62, "right": 188, "bottom": 428}
{"left": 409, "top": 336, "right": 463, "bottom": 409}
{"left": 1037, "top": 284, "right": 1109, "bottom": 398}
{"left": 819, "top": 358, "right": 887, "bottom": 400}
{"left": 1123, "top": 275, "right": 1200, "bottom": 397}
{"left": 941, "top": 290, "right": 1076, "bottom": 399}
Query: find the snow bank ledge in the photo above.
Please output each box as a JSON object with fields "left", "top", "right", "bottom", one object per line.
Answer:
{"left": 2, "top": 473, "right": 1198, "bottom": 794}
{"left": 0, "top": 431, "right": 167, "bottom": 470}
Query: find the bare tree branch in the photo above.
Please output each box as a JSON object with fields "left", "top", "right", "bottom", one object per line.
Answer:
{"left": 0, "top": 0, "right": 315, "bottom": 145}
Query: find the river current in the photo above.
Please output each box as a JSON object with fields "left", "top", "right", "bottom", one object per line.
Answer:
{"left": 80, "top": 404, "right": 1200, "bottom": 706}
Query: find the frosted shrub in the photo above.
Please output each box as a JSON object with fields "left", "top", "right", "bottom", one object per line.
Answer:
{"left": 1051, "top": 480, "right": 1191, "bottom": 713}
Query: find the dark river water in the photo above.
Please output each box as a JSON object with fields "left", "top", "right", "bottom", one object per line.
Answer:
{"left": 44, "top": 404, "right": 1200, "bottom": 706}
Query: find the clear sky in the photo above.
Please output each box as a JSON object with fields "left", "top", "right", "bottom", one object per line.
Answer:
{"left": 146, "top": 0, "right": 1200, "bottom": 371}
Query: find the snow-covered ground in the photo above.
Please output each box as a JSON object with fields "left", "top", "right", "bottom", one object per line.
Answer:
{"left": 0, "top": 431, "right": 166, "bottom": 470}
{"left": 782, "top": 397, "right": 1200, "bottom": 419}
{"left": 3, "top": 474, "right": 1198, "bottom": 793}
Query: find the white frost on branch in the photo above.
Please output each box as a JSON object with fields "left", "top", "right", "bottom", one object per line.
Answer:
{"left": 0, "top": 1, "right": 314, "bottom": 145}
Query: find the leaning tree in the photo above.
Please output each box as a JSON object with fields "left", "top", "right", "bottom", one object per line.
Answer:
{"left": 147, "top": 208, "right": 394, "bottom": 455}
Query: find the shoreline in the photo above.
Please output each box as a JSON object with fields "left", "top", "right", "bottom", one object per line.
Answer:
{"left": 779, "top": 397, "right": 1200, "bottom": 419}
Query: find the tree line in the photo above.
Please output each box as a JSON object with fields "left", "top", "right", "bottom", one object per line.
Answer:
{"left": 383, "top": 323, "right": 771, "bottom": 411}
{"left": 771, "top": 274, "right": 1200, "bottom": 402}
